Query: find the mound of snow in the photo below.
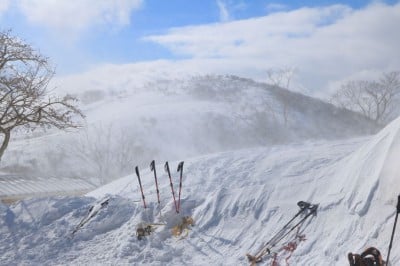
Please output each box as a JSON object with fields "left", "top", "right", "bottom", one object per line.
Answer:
{"left": 87, "top": 116, "right": 400, "bottom": 265}
{"left": 2, "top": 111, "right": 400, "bottom": 265}
{"left": 3, "top": 113, "right": 400, "bottom": 264}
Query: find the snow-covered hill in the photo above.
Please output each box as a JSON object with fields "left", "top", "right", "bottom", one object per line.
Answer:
{"left": 1, "top": 116, "right": 399, "bottom": 265}
{"left": 0, "top": 175, "right": 95, "bottom": 204}
{"left": 1, "top": 75, "right": 377, "bottom": 185}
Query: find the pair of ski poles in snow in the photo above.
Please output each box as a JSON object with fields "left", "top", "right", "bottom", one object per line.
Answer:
{"left": 135, "top": 161, "right": 184, "bottom": 213}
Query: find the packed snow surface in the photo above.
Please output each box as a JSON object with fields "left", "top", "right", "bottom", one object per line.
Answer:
{"left": 1, "top": 117, "right": 400, "bottom": 265}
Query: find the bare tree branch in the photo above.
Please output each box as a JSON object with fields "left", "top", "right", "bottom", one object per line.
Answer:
{"left": 330, "top": 72, "right": 400, "bottom": 125}
{"left": 0, "top": 30, "right": 84, "bottom": 161}
{"left": 266, "top": 67, "right": 297, "bottom": 126}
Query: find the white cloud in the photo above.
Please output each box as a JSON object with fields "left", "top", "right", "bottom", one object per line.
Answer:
{"left": 17, "top": 0, "right": 143, "bottom": 33}
{"left": 145, "top": 5, "right": 352, "bottom": 58}
{"left": 143, "top": 3, "right": 400, "bottom": 98}
{"left": 217, "top": 0, "right": 230, "bottom": 22}
{"left": 0, "top": 0, "right": 10, "bottom": 15}
{"left": 265, "top": 3, "right": 288, "bottom": 13}
{"left": 216, "top": 0, "right": 247, "bottom": 22}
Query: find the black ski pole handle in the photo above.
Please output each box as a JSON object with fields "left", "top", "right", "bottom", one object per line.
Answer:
{"left": 150, "top": 160, "right": 161, "bottom": 204}
{"left": 164, "top": 161, "right": 170, "bottom": 174}
{"left": 177, "top": 161, "right": 184, "bottom": 212}
{"left": 397, "top": 194, "right": 400, "bottom": 213}
{"left": 297, "top": 201, "right": 311, "bottom": 210}
{"left": 177, "top": 161, "right": 184, "bottom": 172}
{"left": 135, "top": 166, "right": 147, "bottom": 208}
{"left": 135, "top": 166, "right": 140, "bottom": 178}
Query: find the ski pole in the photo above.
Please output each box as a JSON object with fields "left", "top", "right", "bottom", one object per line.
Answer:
{"left": 177, "top": 161, "right": 184, "bottom": 212}
{"left": 265, "top": 201, "right": 310, "bottom": 249}
{"left": 165, "top": 161, "right": 178, "bottom": 213}
{"left": 135, "top": 166, "right": 147, "bottom": 209}
{"left": 150, "top": 160, "right": 161, "bottom": 204}
{"left": 270, "top": 204, "right": 318, "bottom": 249}
{"left": 252, "top": 202, "right": 312, "bottom": 259}
{"left": 386, "top": 194, "right": 400, "bottom": 266}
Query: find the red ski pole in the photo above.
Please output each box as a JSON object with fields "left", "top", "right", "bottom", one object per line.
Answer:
{"left": 150, "top": 160, "right": 161, "bottom": 204}
{"left": 135, "top": 166, "right": 147, "bottom": 208}
{"left": 177, "top": 161, "right": 184, "bottom": 213}
{"left": 165, "top": 161, "right": 178, "bottom": 213}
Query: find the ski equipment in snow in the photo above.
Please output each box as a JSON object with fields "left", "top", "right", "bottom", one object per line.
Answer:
{"left": 135, "top": 166, "right": 147, "bottom": 209}
{"left": 246, "top": 201, "right": 318, "bottom": 265}
{"left": 177, "top": 161, "right": 184, "bottom": 213}
{"left": 136, "top": 225, "right": 152, "bottom": 240}
{"left": 165, "top": 161, "right": 178, "bottom": 213}
{"left": 348, "top": 247, "right": 384, "bottom": 266}
{"left": 386, "top": 194, "right": 400, "bottom": 265}
{"left": 72, "top": 197, "right": 110, "bottom": 236}
{"left": 150, "top": 160, "right": 161, "bottom": 204}
{"left": 136, "top": 223, "right": 166, "bottom": 240}
{"left": 171, "top": 216, "right": 195, "bottom": 238}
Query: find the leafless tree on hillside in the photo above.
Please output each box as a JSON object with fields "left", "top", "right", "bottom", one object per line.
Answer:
{"left": 0, "top": 30, "right": 84, "bottom": 161}
{"left": 70, "top": 124, "right": 146, "bottom": 185}
{"left": 331, "top": 72, "right": 400, "bottom": 125}
{"left": 267, "top": 67, "right": 297, "bottom": 126}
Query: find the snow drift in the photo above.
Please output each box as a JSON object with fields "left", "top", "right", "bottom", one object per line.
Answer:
{"left": 0, "top": 115, "right": 399, "bottom": 265}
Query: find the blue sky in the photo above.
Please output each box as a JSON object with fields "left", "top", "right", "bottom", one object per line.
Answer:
{"left": 1, "top": 0, "right": 400, "bottom": 96}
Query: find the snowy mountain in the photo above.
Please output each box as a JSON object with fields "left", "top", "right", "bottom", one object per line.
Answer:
{"left": 1, "top": 116, "right": 399, "bottom": 265}
{"left": 1, "top": 75, "right": 377, "bottom": 185}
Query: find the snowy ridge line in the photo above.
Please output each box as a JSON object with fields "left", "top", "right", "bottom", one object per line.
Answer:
{"left": 1, "top": 75, "right": 377, "bottom": 185}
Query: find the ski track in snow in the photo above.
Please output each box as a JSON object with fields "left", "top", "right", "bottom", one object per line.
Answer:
{"left": 1, "top": 117, "right": 400, "bottom": 265}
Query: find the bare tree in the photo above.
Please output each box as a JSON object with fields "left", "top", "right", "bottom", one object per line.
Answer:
{"left": 331, "top": 72, "right": 400, "bottom": 125}
{"left": 0, "top": 30, "right": 84, "bottom": 161}
{"left": 70, "top": 123, "right": 145, "bottom": 185}
{"left": 266, "top": 67, "right": 297, "bottom": 126}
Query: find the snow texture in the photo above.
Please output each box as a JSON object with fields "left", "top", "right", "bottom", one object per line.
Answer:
{"left": 1, "top": 116, "right": 400, "bottom": 265}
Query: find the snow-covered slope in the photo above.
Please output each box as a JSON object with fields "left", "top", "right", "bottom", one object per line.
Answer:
{"left": 1, "top": 116, "right": 399, "bottom": 265}
{"left": 1, "top": 75, "right": 377, "bottom": 185}
{"left": 0, "top": 175, "right": 95, "bottom": 203}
